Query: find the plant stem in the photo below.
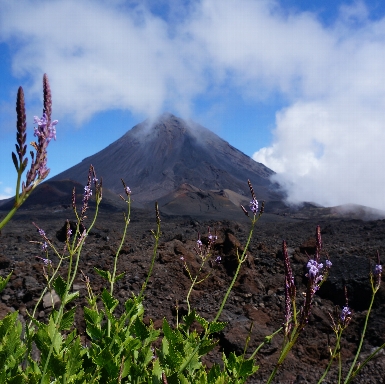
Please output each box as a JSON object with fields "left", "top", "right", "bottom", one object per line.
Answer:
{"left": 139, "top": 215, "right": 160, "bottom": 299}
{"left": 249, "top": 326, "right": 283, "bottom": 359}
{"left": 111, "top": 197, "right": 130, "bottom": 296}
{"left": 213, "top": 214, "right": 259, "bottom": 323}
{"left": 317, "top": 331, "right": 342, "bottom": 384}
{"left": 343, "top": 292, "right": 376, "bottom": 383}
{"left": 40, "top": 201, "right": 99, "bottom": 384}
{"left": 0, "top": 188, "right": 35, "bottom": 230}
{"left": 178, "top": 213, "right": 262, "bottom": 375}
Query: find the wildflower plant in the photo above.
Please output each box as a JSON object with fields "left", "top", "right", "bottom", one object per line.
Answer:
{"left": 0, "top": 74, "right": 58, "bottom": 231}
{"left": 1, "top": 82, "right": 385, "bottom": 383}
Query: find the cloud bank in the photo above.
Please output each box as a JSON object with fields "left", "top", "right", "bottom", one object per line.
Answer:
{"left": 1, "top": 0, "right": 385, "bottom": 209}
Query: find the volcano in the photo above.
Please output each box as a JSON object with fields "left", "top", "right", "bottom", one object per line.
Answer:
{"left": 51, "top": 114, "right": 281, "bottom": 209}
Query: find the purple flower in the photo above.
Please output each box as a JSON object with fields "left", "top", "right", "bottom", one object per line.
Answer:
{"left": 375, "top": 264, "right": 382, "bottom": 276}
{"left": 84, "top": 185, "right": 92, "bottom": 198}
{"left": 306, "top": 259, "right": 324, "bottom": 285}
{"left": 249, "top": 198, "right": 258, "bottom": 215}
{"left": 340, "top": 306, "right": 351, "bottom": 323}
{"left": 42, "top": 242, "right": 48, "bottom": 251}
{"left": 42, "top": 258, "right": 52, "bottom": 266}
{"left": 36, "top": 255, "right": 52, "bottom": 266}
{"left": 33, "top": 113, "right": 58, "bottom": 142}
{"left": 38, "top": 228, "right": 46, "bottom": 236}
{"left": 326, "top": 260, "right": 332, "bottom": 268}
{"left": 34, "top": 114, "right": 47, "bottom": 127}
{"left": 125, "top": 186, "right": 131, "bottom": 195}
{"left": 196, "top": 239, "right": 202, "bottom": 247}
{"left": 215, "top": 256, "right": 221, "bottom": 263}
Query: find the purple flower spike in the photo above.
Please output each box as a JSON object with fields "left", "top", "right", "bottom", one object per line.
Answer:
{"left": 249, "top": 198, "right": 258, "bottom": 215}
{"left": 33, "top": 113, "right": 58, "bottom": 143}
{"left": 340, "top": 306, "right": 351, "bottom": 323}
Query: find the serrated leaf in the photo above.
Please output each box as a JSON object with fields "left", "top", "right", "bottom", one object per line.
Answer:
{"left": 0, "top": 272, "right": 12, "bottom": 294}
{"left": 64, "top": 290, "right": 79, "bottom": 305}
{"left": 162, "top": 318, "right": 183, "bottom": 345}
{"left": 59, "top": 307, "right": 76, "bottom": 331}
{"left": 124, "top": 297, "right": 144, "bottom": 322}
{"left": 53, "top": 275, "right": 67, "bottom": 300}
{"left": 133, "top": 317, "right": 152, "bottom": 343}
{"left": 83, "top": 307, "right": 100, "bottom": 325}
{"left": 237, "top": 358, "right": 259, "bottom": 377}
{"left": 0, "top": 311, "right": 18, "bottom": 338}
{"left": 114, "top": 272, "right": 125, "bottom": 282}
{"left": 151, "top": 359, "right": 162, "bottom": 382}
{"left": 208, "top": 321, "right": 227, "bottom": 334}
{"left": 64, "top": 329, "right": 78, "bottom": 347}
{"left": 94, "top": 267, "right": 111, "bottom": 281}
{"left": 198, "top": 339, "right": 218, "bottom": 356}
{"left": 101, "top": 289, "right": 118, "bottom": 312}
{"left": 86, "top": 323, "right": 103, "bottom": 341}
{"left": 182, "top": 310, "right": 196, "bottom": 329}
{"left": 195, "top": 314, "right": 209, "bottom": 330}
{"left": 207, "top": 364, "right": 222, "bottom": 384}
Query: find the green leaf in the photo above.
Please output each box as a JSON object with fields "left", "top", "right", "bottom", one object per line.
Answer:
{"left": 86, "top": 323, "right": 103, "bottom": 341}
{"left": 195, "top": 314, "right": 209, "bottom": 331}
{"left": 237, "top": 358, "right": 259, "bottom": 377}
{"left": 207, "top": 364, "right": 222, "bottom": 384}
{"left": 94, "top": 267, "right": 111, "bottom": 281}
{"left": 101, "top": 289, "right": 119, "bottom": 313}
{"left": 182, "top": 310, "right": 196, "bottom": 329}
{"left": 64, "top": 291, "right": 79, "bottom": 305}
{"left": 0, "top": 272, "right": 12, "bottom": 294}
{"left": 151, "top": 359, "right": 162, "bottom": 383}
{"left": 124, "top": 296, "right": 144, "bottom": 322}
{"left": 133, "top": 318, "right": 149, "bottom": 341}
{"left": 198, "top": 339, "right": 218, "bottom": 356}
{"left": 162, "top": 318, "right": 183, "bottom": 345}
{"left": 53, "top": 275, "right": 67, "bottom": 300}
{"left": 208, "top": 321, "right": 227, "bottom": 334}
{"left": 59, "top": 307, "right": 76, "bottom": 331}
{"left": 114, "top": 272, "right": 125, "bottom": 282}
{"left": 83, "top": 307, "right": 100, "bottom": 325}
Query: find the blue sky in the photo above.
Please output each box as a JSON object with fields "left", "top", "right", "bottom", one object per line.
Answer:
{"left": 1, "top": 0, "right": 385, "bottom": 210}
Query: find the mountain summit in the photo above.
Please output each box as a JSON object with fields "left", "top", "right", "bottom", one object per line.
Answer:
{"left": 52, "top": 113, "right": 280, "bottom": 205}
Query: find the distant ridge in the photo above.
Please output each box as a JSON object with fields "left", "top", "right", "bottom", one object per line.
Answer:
{"left": 51, "top": 113, "right": 281, "bottom": 206}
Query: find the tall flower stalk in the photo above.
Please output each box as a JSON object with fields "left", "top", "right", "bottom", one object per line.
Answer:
{"left": 0, "top": 74, "right": 58, "bottom": 231}
{"left": 267, "top": 226, "right": 332, "bottom": 383}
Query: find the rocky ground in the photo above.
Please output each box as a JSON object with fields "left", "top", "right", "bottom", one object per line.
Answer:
{"left": 1, "top": 204, "right": 385, "bottom": 383}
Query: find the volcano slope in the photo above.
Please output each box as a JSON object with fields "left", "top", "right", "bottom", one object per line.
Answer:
{"left": 0, "top": 200, "right": 384, "bottom": 383}
{"left": 50, "top": 113, "right": 281, "bottom": 206}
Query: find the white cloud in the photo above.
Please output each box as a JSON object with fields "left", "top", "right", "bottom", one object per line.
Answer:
{"left": 0, "top": 0, "right": 206, "bottom": 123}
{"left": 0, "top": 185, "right": 13, "bottom": 200}
{"left": 1, "top": 0, "right": 385, "bottom": 209}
